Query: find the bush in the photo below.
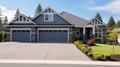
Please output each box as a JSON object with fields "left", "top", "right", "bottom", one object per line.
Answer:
{"left": 93, "top": 52, "right": 102, "bottom": 60}
{"left": 2, "top": 33, "right": 7, "bottom": 42}
{"left": 87, "top": 51, "right": 93, "bottom": 56}
{"left": 74, "top": 41, "right": 80, "bottom": 46}
{"left": 103, "top": 54, "right": 111, "bottom": 59}
{"left": 87, "top": 39, "right": 95, "bottom": 46}
{"left": 0, "top": 33, "right": 2, "bottom": 42}
{"left": 72, "top": 32, "right": 78, "bottom": 42}
{"left": 0, "top": 32, "right": 7, "bottom": 42}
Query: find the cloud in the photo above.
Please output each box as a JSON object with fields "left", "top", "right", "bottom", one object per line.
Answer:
{"left": 88, "top": 0, "right": 120, "bottom": 14}
{"left": 0, "top": 6, "right": 16, "bottom": 22}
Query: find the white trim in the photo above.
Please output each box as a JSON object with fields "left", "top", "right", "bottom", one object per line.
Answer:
{"left": 83, "top": 27, "right": 85, "bottom": 35}
{"left": 38, "top": 28, "right": 69, "bottom": 30}
{"left": 93, "top": 26, "right": 95, "bottom": 35}
{"left": 67, "top": 29, "right": 70, "bottom": 42}
{"left": 32, "top": 7, "right": 73, "bottom": 25}
{"left": 37, "top": 28, "right": 69, "bottom": 42}
{"left": 44, "top": 13, "right": 53, "bottom": 22}
{"left": 8, "top": 14, "right": 36, "bottom": 25}
{"left": 10, "top": 28, "right": 31, "bottom": 42}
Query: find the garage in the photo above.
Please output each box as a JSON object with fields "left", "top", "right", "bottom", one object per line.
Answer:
{"left": 39, "top": 30, "right": 68, "bottom": 42}
{"left": 12, "top": 30, "right": 30, "bottom": 42}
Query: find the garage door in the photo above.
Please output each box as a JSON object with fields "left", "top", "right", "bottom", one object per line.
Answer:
{"left": 39, "top": 30, "right": 67, "bottom": 42}
{"left": 12, "top": 30, "right": 30, "bottom": 42}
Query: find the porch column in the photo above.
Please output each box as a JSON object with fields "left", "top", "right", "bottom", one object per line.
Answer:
{"left": 92, "top": 26, "right": 95, "bottom": 38}
{"left": 83, "top": 27, "right": 86, "bottom": 42}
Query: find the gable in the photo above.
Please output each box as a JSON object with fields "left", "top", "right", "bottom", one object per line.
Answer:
{"left": 89, "top": 18, "right": 106, "bottom": 28}
{"left": 89, "top": 18, "right": 105, "bottom": 25}
{"left": 32, "top": 7, "right": 72, "bottom": 25}
{"left": 9, "top": 14, "right": 35, "bottom": 25}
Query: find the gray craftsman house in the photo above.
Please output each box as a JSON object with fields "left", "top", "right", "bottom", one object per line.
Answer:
{"left": 4, "top": 7, "right": 106, "bottom": 43}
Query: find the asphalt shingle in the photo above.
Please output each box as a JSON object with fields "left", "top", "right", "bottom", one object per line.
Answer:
{"left": 60, "top": 11, "right": 89, "bottom": 27}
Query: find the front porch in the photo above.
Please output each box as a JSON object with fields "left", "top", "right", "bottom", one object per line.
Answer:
{"left": 73, "top": 25, "right": 95, "bottom": 43}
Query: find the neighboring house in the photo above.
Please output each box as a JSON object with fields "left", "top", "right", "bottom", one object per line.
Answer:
{"left": 0, "top": 22, "right": 5, "bottom": 32}
{"left": 115, "top": 28, "right": 120, "bottom": 44}
{"left": 4, "top": 7, "right": 106, "bottom": 43}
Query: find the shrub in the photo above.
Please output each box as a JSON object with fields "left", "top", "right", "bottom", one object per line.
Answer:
{"left": 72, "top": 32, "right": 78, "bottom": 42}
{"left": 103, "top": 54, "right": 111, "bottom": 59}
{"left": 87, "top": 51, "right": 93, "bottom": 56}
{"left": 87, "top": 39, "right": 95, "bottom": 46}
{"left": 0, "top": 33, "right": 2, "bottom": 42}
{"left": 74, "top": 41, "right": 80, "bottom": 46}
{"left": 93, "top": 52, "right": 102, "bottom": 60}
{"left": 2, "top": 33, "right": 7, "bottom": 42}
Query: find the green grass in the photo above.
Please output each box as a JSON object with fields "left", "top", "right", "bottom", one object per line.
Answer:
{"left": 92, "top": 44, "right": 120, "bottom": 55}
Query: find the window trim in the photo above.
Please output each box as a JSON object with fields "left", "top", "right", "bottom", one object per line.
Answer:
{"left": 95, "top": 29, "right": 102, "bottom": 38}
{"left": 44, "top": 13, "right": 53, "bottom": 22}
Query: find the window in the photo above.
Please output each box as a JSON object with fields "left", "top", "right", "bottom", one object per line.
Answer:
{"left": 44, "top": 14, "right": 53, "bottom": 21}
{"left": 95, "top": 29, "right": 102, "bottom": 38}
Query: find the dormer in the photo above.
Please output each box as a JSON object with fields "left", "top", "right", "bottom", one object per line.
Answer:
{"left": 43, "top": 7, "right": 55, "bottom": 22}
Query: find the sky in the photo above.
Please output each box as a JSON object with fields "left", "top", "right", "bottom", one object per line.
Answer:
{"left": 0, "top": 0, "right": 120, "bottom": 23}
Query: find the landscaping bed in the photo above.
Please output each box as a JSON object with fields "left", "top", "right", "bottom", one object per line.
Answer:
{"left": 74, "top": 41, "right": 120, "bottom": 61}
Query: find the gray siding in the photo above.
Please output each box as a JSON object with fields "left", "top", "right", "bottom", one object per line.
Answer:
{"left": 33, "top": 14, "right": 71, "bottom": 25}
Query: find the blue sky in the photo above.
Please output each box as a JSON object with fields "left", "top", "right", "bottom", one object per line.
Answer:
{"left": 0, "top": 0, "right": 120, "bottom": 23}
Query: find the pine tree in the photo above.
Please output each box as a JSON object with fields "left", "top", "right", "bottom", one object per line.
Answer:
{"left": 95, "top": 12, "right": 103, "bottom": 22}
{"left": 107, "top": 16, "right": 116, "bottom": 28}
{"left": 3, "top": 16, "right": 8, "bottom": 25}
{"left": 34, "top": 4, "right": 42, "bottom": 17}
{"left": 115, "top": 20, "right": 120, "bottom": 27}
{"left": 14, "top": 9, "right": 20, "bottom": 18}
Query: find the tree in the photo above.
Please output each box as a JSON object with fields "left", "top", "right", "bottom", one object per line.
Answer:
{"left": 14, "top": 9, "right": 20, "bottom": 18}
{"left": 107, "top": 29, "right": 117, "bottom": 54}
{"left": 95, "top": 12, "right": 103, "bottom": 22}
{"left": 107, "top": 16, "right": 116, "bottom": 28}
{"left": 107, "top": 29, "right": 117, "bottom": 42}
{"left": 34, "top": 4, "right": 42, "bottom": 17}
{"left": 115, "top": 20, "right": 120, "bottom": 27}
{"left": 27, "top": 16, "right": 33, "bottom": 20}
{"left": 3, "top": 16, "right": 8, "bottom": 25}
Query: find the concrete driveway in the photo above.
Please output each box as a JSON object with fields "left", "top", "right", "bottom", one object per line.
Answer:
{"left": 0, "top": 42, "right": 91, "bottom": 61}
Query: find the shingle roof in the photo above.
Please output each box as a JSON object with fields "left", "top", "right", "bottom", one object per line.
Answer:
{"left": 60, "top": 11, "right": 89, "bottom": 27}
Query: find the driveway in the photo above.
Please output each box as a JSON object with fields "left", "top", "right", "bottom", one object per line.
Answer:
{"left": 0, "top": 42, "right": 91, "bottom": 61}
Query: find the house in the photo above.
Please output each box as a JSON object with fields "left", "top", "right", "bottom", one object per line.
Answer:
{"left": 0, "top": 22, "right": 5, "bottom": 32}
{"left": 4, "top": 7, "right": 106, "bottom": 43}
{"left": 115, "top": 28, "right": 120, "bottom": 44}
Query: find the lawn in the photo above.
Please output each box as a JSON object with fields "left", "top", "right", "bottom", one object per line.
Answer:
{"left": 92, "top": 44, "right": 120, "bottom": 55}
